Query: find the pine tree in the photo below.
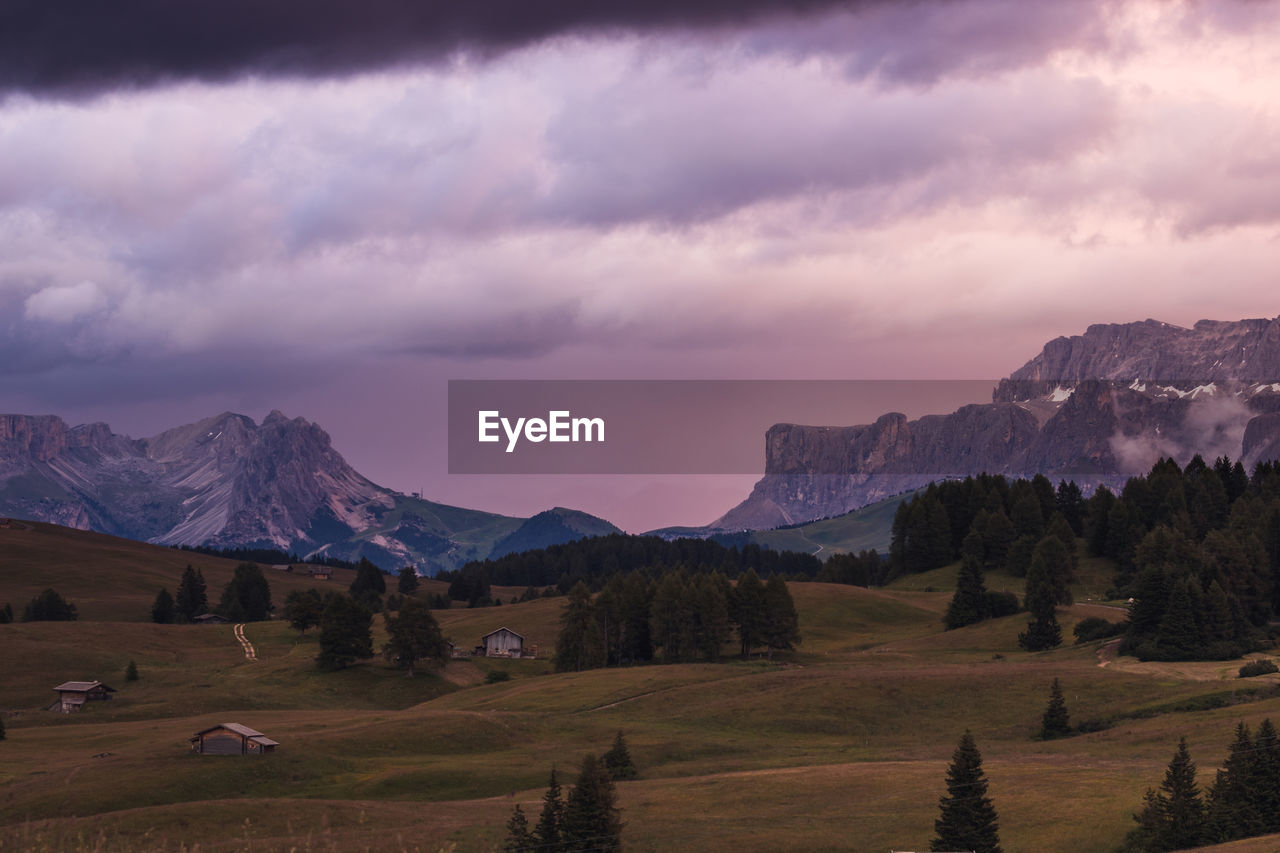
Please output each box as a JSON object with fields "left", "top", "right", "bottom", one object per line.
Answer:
{"left": 1154, "top": 575, "right": 1207, "bottom": 660}
{"left": 381, "top": 597, "right": 447, "bottom": 677}
{"left": 125, "top": 660, "right": 139, "bottom": 682}
{"left": 283, "top": 589, "right": 324, "bottom": 634}
{"left": 945, "top": 533, "right": 988, "bottom": 630}
{"left": 503, "top": 803, "right": 534, "bottom": 853}
{"left": 175, "top": 565, "right": 208, "bottom": 621}
{"left": 762, "top": 574, "right": 800, "bottom": 658}
{"left": 1160, "top": 737, "right": 1207, "bottom": 850}
{"left": 562, "top": 753, "right": 623, "bottom": 851}
{"left": 603, "top": 731, "right": 638, "bottom": 781}
{"left": 396, "top": 566, "right": 420, "bottom": 596}
{"left": 533, "top": 768, "right": 565, "bottom": 851}
{"left": 1030, "top": 536, "right": 1073, "bottom": 606}
{"left": 1018, "top": 549, "right": 1061, "bottom": 652}
{"left": 0, "top": 602, "right": 12, "bottom": 624}
{"left": 555, "top": 581, "right": 605, "bottom": 673}
{"left": 931, "top": 730, "right": 1002, "bottom": 853}
{"left": 151, "top": 587, "right": 175, "bottom": 624}
{"left": 349, "top": 557, "right": 387, "bottom": 610}
{"left": 731, "top": 569, "right": 767, "bottom": 659}
{"left": 1254, "top": 718, "right": 1280, "bottom": 834}
{"left": 1039, "top": 678, "right": 1070, "bottom": 739}
{"left": 0, "top": 715, "right": 5, "bottom": 740}
{"left": 217, "top": 563, "right": 272, "bottom": 621}
{"left": 315, "top": 594, "right": 374, "bottom": 671}
{"left": 1208, "top": 722, "right": 1260, "bottom": 842}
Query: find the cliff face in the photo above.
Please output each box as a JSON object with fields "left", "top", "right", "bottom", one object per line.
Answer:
{"left": 715, "top": 316, "right": 1280, "bottom": 529}
{"left": 0, "top": 411, "right": 527, "bottom": 571}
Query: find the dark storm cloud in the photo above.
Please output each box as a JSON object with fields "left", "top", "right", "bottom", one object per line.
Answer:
{"left": 0, "top": 0, "right": 874, "bottom": 96}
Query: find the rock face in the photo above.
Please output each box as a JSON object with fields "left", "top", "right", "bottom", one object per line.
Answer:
{"left": 715, "top": 316, "right": 1280, "bottom": 529}
{"left": 0, "top": 410, "right": 611, "bottom": 571}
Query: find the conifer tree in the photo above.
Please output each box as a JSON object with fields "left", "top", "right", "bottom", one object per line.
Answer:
{"left": 694, "top": 574, "right": 731, "bottom": 662}
{"left": 1030, "top": 535, "right": 1073, "bottom": 606}
{"left": 1254, "top": 718, "right": 1280, "bottom": 834}
{"left": 732, "top": 569, "right": 767, "bottom": 659}
{"left": 0, "top": 715, "right": 5, "bottom": 740}
{"left": 1018, "top": 550, "right": 1061, "bottom": 652}
{"left": 603, "top": 731, "right": 638, "bottom": 781}
{"left": 502, "top": 804, "right": 534, "bottom": 853}
{"left": 1208, "top": 722, "right": 1260, "bottom": 842}
{"left": 931, "top": 730, "right": 1001, "bottom": 853}
{"left": 555, "top": 581, "right": 605, "bottom": 672}
{"left": 151, "top": 587, "right": 175, "bottom": 624}
{"left": 175, "top": 565, "right": 207, "bottom": 621}
{"left": 1154, "top": 576, "right": 1206, "bottom": 659}
{"left": 217, "top": 563, "right": 272, "bottom": 621}
{"left": 1160, "top": 737, "right": 1207, "bottom": 850}
{"left": 945, "top": 531, "right": 988, "bottom": 630}
{"left": 562, "top": 753, "right": 623, "bottom": 851}
{"left": 1039, "top": 678, "right": 1070, "bottom": 740}
{"left": 283, "top": 588, "right": 324, "bottom": 634}
{"left": 533, "top": 768, "right": 565, "bottom": 851}
{"left": 396, "top": 566, "right": 420, "bottom": 596}
{"left": 125, "top": 660, "right": 139, "bottom": 682}
{"left": 762, "top": 574, "right": 800, "bottom": 658}
{"left": 382, "top": 597, "right": 447, "bottom": 677}
{"left": 315, "top": 594, "right": 373, "bottom": 671}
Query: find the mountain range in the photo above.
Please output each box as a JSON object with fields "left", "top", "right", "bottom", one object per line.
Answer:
{"left": 6, "top": 315, "right": 1280, "bottom": 563}
{"left": 708, "top": 316, "right": 1280, "bottom": 531}
{"left": 0, "top": 410, "right": 618, "bottom": 572}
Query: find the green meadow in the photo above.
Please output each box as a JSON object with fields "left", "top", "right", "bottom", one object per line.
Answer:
{"left": 2, "top": 521, "right": 1278, "bottom": 851}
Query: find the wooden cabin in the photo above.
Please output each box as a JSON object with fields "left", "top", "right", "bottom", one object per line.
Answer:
{"left": 50, "top": 681, "right": 115, "bottom": 713}
{"left": 190, "top": 723, "right": 279, "bottom": 755}
{"left": 192, "top": 613, "right": 230, "bottom": 625}
{"left": 482, "top": 627, "right": 525, "bottom": 658}
{"left": 309, "top": 567, "right": 333, "bottom": 580}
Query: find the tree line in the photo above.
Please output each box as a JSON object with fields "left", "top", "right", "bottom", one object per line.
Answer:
{"left": 553, "top": 568, "right": 800, "bottom": 673}
{"left": 881, "top": 458, "right": 1280, "bottom": 661}
{"left": 1121, "top": 718, "right": 1280, "bottom": 851}
{"left": 447, "top": 534, "right": 822, "bottom": 592}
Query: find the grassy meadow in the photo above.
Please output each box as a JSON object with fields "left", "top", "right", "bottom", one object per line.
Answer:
{"left": 2, "top": 521, "right": 1279, "bottom": 851}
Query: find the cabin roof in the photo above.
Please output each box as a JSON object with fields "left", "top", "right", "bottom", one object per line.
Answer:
{"left": 191, "top": 722, "right": 279, "bottom": 745}
{"left": 53, "top": 680, "right": 115, "bottom": 693}
{"left": 482, "top": 626, "right": 525, "bottom": 641}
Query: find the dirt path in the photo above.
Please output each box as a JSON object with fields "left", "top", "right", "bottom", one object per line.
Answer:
{"left": 1096, "top": 637, "right": 1122, "bottom": 668}
{"left": 234, "top": 623, "right": 257, "bottom": 661}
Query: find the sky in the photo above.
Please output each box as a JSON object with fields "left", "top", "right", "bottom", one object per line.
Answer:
{"left": 2, "top": 0, "right": 1280, "bottom": 531}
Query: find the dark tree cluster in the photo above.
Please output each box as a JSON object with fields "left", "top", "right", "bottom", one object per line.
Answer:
{"left": 449, "top": 533, "right": 822, "bottom": 593}
{"left": 174, "top": 543, "right": 357, "bottom": 570}
{"left": 1093, "top": 457, "right": 1280, "bottom": 661}
{"left": 553, "top": 568, "right": 800, "bottom": 673}
{"left": 348, "top": 557, "right": 387, "bottom": 611}
{"left": 504, "top": 753, "right": 624, "bottom": 852}
{"left": 153, "top": 564, "right": 210, "bottom": 624}
{"left": 1123, "top": 720, "right": 1280, "bottom": 851}
{"left": 891, "top": 473, "right": 1084, "bottom": 579}
{"left": 315, "top": 592, "right": 373, "bottom": 671}
{"left": 0, "top": 603, "right": 13, "bottom": 623}
{"left": 815, "top": 548, "right": 889, "bottom": 587}
{"left": 216, "top": 563, "right": 273, "bottom": 621}
{"left": 21, "top": 588, "right": 77, "bottom": 622}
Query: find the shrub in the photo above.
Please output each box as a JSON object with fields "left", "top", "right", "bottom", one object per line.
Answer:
{"left": 982, "top": 591, "right": 1021, "bottom": 618}
{"left": 1238, "top": 659, "right": 1278, "bottom": 679}
{"left": 1073, "top": 616, "right": 1125, "bottom": 644}
{"left": 485, "top": 670, "right": 511, "bottom": 684}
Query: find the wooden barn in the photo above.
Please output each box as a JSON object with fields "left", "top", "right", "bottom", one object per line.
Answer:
{"left": 190, "top": 723, "right": 279, "bottom": 755}
{"left": 309, "top": 567, "right": 333, "bottom": 580}
{"left": 192, "top": 613, "right": 231, "bottom": 624}
{"left": 482, "top": 627, "right": 525, "bottom": 658}
{"left": 50, "top": 680, "right": 115, "bottom": 713}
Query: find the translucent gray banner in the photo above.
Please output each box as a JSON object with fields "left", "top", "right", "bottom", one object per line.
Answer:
{"left": 447, "top": 379, "right": 997, "bottom": 474}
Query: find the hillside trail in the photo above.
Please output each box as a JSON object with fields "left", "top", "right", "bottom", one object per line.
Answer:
{"left": 1096, "top": 638, "right": 1122, "bottom": 667}
{"left": 234, "top": 623, "right": 258, "bottom": 661}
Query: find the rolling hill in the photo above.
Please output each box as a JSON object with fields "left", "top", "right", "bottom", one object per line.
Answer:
{"left": 3, "top": 520, "right": 1280, "bottom": 851}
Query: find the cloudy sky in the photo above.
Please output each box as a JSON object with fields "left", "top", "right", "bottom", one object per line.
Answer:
{"left": 2, "top": 0, "right": 1279, "bottom": 531}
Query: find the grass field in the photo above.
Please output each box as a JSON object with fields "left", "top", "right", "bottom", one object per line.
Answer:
{"left": 3, "top": 521, "right": 1280, "bottom": 851}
